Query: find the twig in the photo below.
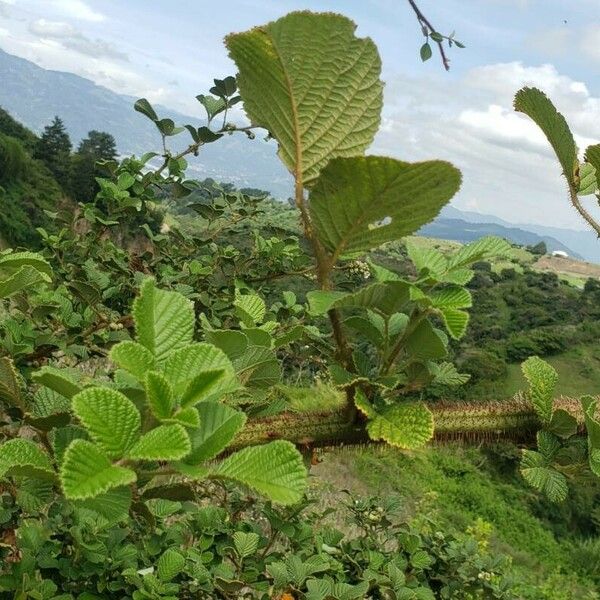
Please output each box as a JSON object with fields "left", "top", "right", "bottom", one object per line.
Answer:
{"left": 406, "top": 0, "right": 450, "bottom": 71}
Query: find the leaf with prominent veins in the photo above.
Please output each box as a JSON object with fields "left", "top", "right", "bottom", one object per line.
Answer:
{"left": 226, "top": 11, "right": 383, "bottom": 188}
{"left": 309, "top": 156, "right": 461, "bottom": 261}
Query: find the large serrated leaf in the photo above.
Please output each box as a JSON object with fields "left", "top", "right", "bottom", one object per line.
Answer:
{"left": 31, "top": 366, "right": 82, "bottom": 399}
{"left": 110, "top": 341, "right": 157, "bottom": 382}
{"left": 0, "top": 439, "right": 55, "bottom": 480}
{"left": 405, "top": 320, "right": 447, "bottom": 360}
{"left": 72, "top": 388, "right": 141, "bottom": 459}
{"left": 520, "top": 449, "right": 567, "bottom": 502}
{"left": 51, "top": 426, "right": 89, "bottom": 465}
{"left": 212, "top": 440, "right": 306, "bottom": 505}
{"left": 133, "top": 279, "right": 195, "bottom": 362}
{"left": 234, "top": 345, "right": 281, "bottom": 389}
{"left": 310, "top": 156, "right": 461, "bottom": 260}
{"left": 366, "top": 402, "right": 433, "bottom": 449}
{"left": 522, "top": 356, "right": 557, "bottom": 424}
{"left": 162, "top": 343, "right": 237, "bottom": 403}
{"left": 234, "top": 292, "right": 266, "bottom": 326}
{"left": 307, "top": 282, "right": 412, "bottom": 317}
{"left": 440, "top": 307, "right": 469, "bottom": 340}
{"left": 0, "top": 251, "right": 52, "bottom": 277}
{"left": 157, "top": 548, "right": 185, "bottom": 582}
{"left": 185, "top": 402, "right": 247, "bottom": 464}
{"left": 226, "top": 11, "right": 382, "bottom": 187}
{"left": 73, "top": 487, "right": 132, "bottom": 524}
{"left": 430, "top": 287, "right": 472, "bottom": 309}
{"left": 145, "top": 371, "right": 175, "bottom": 419}
{"left": 0, "top": 265, "right": 49, "bottom": 299}
{"left": 61, "top": 439, "right": 136, "bottom": 500}
{"left": 233, "top": 531, "right": 260, "bottom": 558}
{"left": 514, "top": 87, "right": 577, "bottom": 183}
{"left": 406, "top": 240, "right": 448, "bottom": 276}
{"left": 127, "top": 424, "right": 191, "bottom": 461}
{"left": 447, "top": 236, "right": 511, "bottom": 270}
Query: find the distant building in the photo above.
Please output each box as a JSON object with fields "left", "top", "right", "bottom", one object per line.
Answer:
{"left": 552, "top": 250, "right": 569, "bottom": 258}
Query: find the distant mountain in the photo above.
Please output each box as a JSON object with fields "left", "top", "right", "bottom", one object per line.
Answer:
{"left": 0, "top": 48, "right": 291, "bottom": 197}
{"left": 439, "top": 206, "right": 600, "bottom": 263}
{"left": 419, "top": 215, "right": 580, "bottom": 259}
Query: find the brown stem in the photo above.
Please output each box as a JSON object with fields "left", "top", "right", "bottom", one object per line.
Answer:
{"left": 406, "top": 0, "right": 451, "bottom": 71}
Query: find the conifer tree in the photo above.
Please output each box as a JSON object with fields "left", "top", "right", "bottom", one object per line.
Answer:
{"left": 34, "top": 116, "right": 72, "bottom": 190}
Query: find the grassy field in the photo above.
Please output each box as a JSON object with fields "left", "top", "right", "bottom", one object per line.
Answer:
{"left": 500, "top": 344, "right": 600, "bottom": 398}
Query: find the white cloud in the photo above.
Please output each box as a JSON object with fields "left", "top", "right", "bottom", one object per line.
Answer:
{"left": 374, "top": 61, "right": 600, "bottom": 229}
{"left": 50, "top": 0, "right": 105, "bottom": 23}
{"left": 29, "top": 18, "right": 77, "bottom": 37}
{"left": 28, "top": 17, "right": 127, "bottom": 60}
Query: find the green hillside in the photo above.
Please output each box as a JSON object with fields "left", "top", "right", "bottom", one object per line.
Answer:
{"left": 0, "top": 107, "right": 63, "bottom": 247}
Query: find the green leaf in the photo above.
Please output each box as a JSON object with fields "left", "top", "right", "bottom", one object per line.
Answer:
{"left": 51, "top": 426, "right": 88, "bottom": 465}
{"left": 196, "top": 94, "right": 227, "bottom": 122}
{"left": 420, "top": 42, "right": 432, "bottom": 61}
{"left": 405, "top": 320, "right": 447, "bottom": 360}
{"left": 406, "top": 240, "right": 447, "bottom": 276}
{"left": 233, "top": 531, "right": 260, "bottom": 558}
{"left": 133, "top": 279, "right": 195, "bottom": 362}
{"left": 127, "top": 424, "right": 191, "bottom": 461}
{"left": 430, "top": 287, "right": 472, "bottom": 309}
{"left": 548, "top": 409, "right": 578, "bottom": 439}
{"left": 447, "top": 237, "right": 511, "bottom": 270}
{"left": 0, "top": 357, "right": 23, "bottom": 409}
{"left": 520, "top": 449, "right": 567, "bottom": 502}
{"left": 354, "top": 389, "right": 377, "bottom": 419}
{"left": 110, "top": 341, "right": 157, "bottom": 382}
{"left": 0, "top": 251, "right": 52, "bottom": 278}
{"left": 168, "top": 406, "right": 200, "bottom": 428}
{"left": 234, "top": 345, "right": 281, "bottom": 389}
{"left": 134, "top": 98, "right": 158, "bottom": 121}
{"left": 522, "top": 356, "right": 557, "bottom": 424}
{"left": 157, "top": 548, "right": 185, "bottom": 581}
{"left": 440, "top": 307, "right": 469, "bottom": 339}
{"left": 578, "top": 162, "right": 597, "bottom": 195}
{"left": 0, "top": 439, "right": 55, "bottom": 480}
{"left": 32, "top": 366, "right": 82, "bottom": 399}
{"left": 366, "top": 402, "right": 434, "bottom": 449}
{"left": 212, "top": 440, "right": 306, "bottom": 505}
{"left": 72, "top": 388, "right": 141, "bottom": 459}
{"left": 61, "top": 440, "right": 136, "bottom": 500}
{"left": 430, "top": 362, "right": 470, "bottom": 386}
{"left": 73, "top": 487, "right": 132, "bottom": 524}
{"left": 514, "top": 87, "right": 578, "bottom": 183}
{"left": 162, "top": 343, "right": 237, "bottom": 404}
{"left": 537, "top": 430, "right": 560, "bottom": 461}
{"left": 226, "top": 11, "right": 382, "bottom": 187}
{"left": 234, "top": 291, "right": 266, "bottom": 326}
{"left": 310, "top": 156, "right": 461, "bottom": 260}
{"left": 185, "top": 402, "right": 247, "bottom": 464}
{"left": 0, "top": 265, "right": 49, "bottom": 299}
{"left": 307, "top": 282, "right": 411, "bottom": 317}
{"left": 145, "top": 371, "right": 175, "bottom": 420}
{"left": 585, "top": 144, "right": 600, "bottom": 174}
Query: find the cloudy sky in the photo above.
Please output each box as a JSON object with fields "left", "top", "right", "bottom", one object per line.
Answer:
{"left": 0, "top": 0, "right": 599, "bottom": 229}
